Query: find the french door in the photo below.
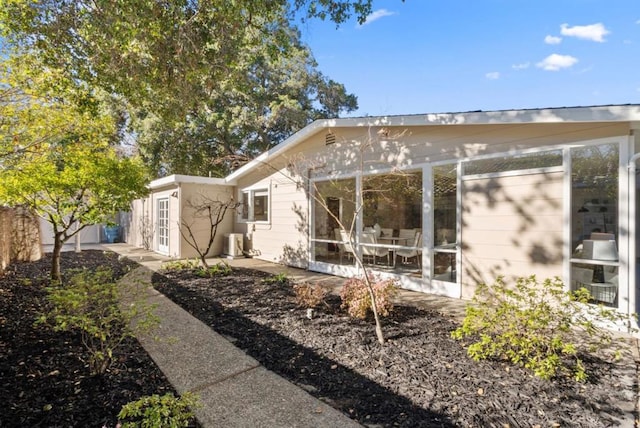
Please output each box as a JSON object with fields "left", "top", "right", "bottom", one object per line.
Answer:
{"left": 157, "top": 198, "right": 169, "bottom": 254}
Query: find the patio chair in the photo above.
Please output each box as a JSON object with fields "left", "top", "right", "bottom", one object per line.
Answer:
{"left": 380, "top": 228, "right": 394, "bottom": 238}
{"left": 398, "top": 228, "right": 416, "bottom": 245}
{"left": 361, "top": 231, "right": 390, "bottom": 266}
{"left": 335, "top": 229, "right": 356, "bottom": 264}
{"left": 395, "top": 231, "right": 422, "bottom": 268}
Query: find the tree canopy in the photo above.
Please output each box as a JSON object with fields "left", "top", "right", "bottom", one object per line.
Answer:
{"left": 0, "top": 53, "right": 149, "bottom": 280}
{"left": 0, "top": 0, "right": 370, "bottom": 176}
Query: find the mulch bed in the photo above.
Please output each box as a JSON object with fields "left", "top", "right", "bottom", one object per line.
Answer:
{"left": 0, "top": 251, "right": 177, "bottom": 428}
{"left": 154, "top": 266, "right": 639, "bottom": 428}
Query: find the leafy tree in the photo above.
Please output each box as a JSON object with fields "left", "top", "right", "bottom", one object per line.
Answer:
{"left": 0, "top": 53, "right": 149, "bottom": 281}
{"left": 0, "top": 0, "right": 363, "bottom": 177}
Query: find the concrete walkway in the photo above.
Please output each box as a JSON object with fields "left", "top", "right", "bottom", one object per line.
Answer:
{"left": 106, "top": 244, "right": 362, "bottom": 428}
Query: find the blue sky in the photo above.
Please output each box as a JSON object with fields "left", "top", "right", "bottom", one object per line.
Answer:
{"left": 299, "top": 0, "right": 640, "bottom": 117}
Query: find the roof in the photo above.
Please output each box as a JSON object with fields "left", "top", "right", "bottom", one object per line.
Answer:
{"left": 149, "top": 174, "right": 228, "bottom": 190}
{"left": 225, "top": 104, "right": 640, "bottom": 184}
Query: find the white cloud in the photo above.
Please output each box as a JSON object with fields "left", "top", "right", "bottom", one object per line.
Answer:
{"left": 544, "top": 35, "right": 562, "bottom": 44}
{"left": 536, "top": 54, "right": 578, "bottom": 71}
{"left": 485, "top": 72, "right": 500, "bottom": 80}
{"left": 512, "top": 62, "right": 530, "bottom": 70}
{"left": 358, "top": 9, "right": 396, "bottom": 27}
{"left": 560, "top": 23, "right": 610, "bottom": 42}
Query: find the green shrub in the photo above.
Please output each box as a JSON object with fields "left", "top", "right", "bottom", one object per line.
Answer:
{"left": 162, "top": 258, "right": 199, "bottom": 271}
{"left": 293, "top": 282, "right": 328, "bottom": 308}
{"left": 195, "top": 261, "right": 232, "bottom": 278}
{"left": 451, "top": 275, "right": 632, "bottom": 381}
{"left": 340, "top": 275, "right": 398, "bottom": 319}
{"left": 262, "top": 272, "right": 289, "bottom": 285}
{"left": 118, "top": 392, "right": 200, "bottom": 428}
{"left": 38, "top": 267, "right": 158, "bottom": 375}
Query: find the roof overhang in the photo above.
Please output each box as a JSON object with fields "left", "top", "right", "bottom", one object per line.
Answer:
{"left": 149, "top": 174, "right": 228, "bottom": 190}
{"left": 224, "top": 104, "right": 640, "bottom": 184}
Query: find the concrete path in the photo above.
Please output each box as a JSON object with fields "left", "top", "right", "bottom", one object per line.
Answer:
{"left": 108, "top": 244, "right": 362, "bottom": 428}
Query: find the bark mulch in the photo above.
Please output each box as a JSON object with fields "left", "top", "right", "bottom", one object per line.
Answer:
{"left": 153, "top": 266, "right": 639, "bottom": 428}
{"left": 0, "top": 251, "right": 177, "bottom": 428}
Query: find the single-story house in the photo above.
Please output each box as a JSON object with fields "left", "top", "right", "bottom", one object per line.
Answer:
{"left": 123, "top": 174, "right": 234, "bottom": 259}
{"left": 127, "top": 104, "right": 640, "bottom": 318}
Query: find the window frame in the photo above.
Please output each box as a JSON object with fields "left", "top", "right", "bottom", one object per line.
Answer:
{"left": 238, "top": 187, "right": 270, "bottom": 223}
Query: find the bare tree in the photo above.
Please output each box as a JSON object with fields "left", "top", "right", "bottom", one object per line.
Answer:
{"left": 281, "top": 128, "right": 411, "bottom": 345}
{"left": 179, "top": 194, "right": 240, "bottom": 268}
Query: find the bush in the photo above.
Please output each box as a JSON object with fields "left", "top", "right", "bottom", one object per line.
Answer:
{"left": 293, "top": 282, "right": 327, "bottom": 308}
{"left": 162, "top": 259, "right": 199, "bottom": 271}
{"left": 340, "top": 275, "right": 398, "bottom": 319}
{"left": 451, "top": 275, "right": 632, "bottom": 381}
{"left": 262, "top": 272, "right": 289, "bottom": 285}
{"left": 38, "top": 267, "right": 158, "bottom": 375}
{"left": 118, "top": 392, "right": 200, "bottom": 428}
{"left": 195, "top": 261, "right": 232, "bottom": 278}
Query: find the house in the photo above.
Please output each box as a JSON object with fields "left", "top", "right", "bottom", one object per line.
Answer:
{"left": 127, "top": 104, "right": 640, "bottom": 318}
{"left": 123, "top": 174, "right": 234, "bottom": 259}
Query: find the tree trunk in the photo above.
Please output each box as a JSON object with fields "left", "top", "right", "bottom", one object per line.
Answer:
{"left": 51, "top": 235, "right": 63, "bottom": 283}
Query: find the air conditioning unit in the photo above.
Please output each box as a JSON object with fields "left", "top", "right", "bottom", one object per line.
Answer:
{"left": 223, "top": 233, "right": 244, "bottom": 258}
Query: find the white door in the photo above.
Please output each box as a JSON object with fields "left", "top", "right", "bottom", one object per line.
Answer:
{"left": 157, "top": 198, "right": 169, "bottom": 254}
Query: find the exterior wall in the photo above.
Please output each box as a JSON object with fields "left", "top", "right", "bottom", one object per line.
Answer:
{"left": 460, "top": 171, "right": 564, "bottom": 298}
{"left": 124, "top": 197, "right": 153, "bottom": 250}
{"left": 235, "top": 122, "right": 627, "bottom": 276}
{"left": 178, "top": 183, "right": 235, "bottom": 259}
{"left": 235, "top": 164, "right": 309, "bottom": 268}
{"left": 39, "top": 218, "right": 101, "bottom": 246}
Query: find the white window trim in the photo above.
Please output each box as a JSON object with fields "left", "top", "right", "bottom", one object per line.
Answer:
{"left": 237, "top": 187, "right": 271, "bottom": 224}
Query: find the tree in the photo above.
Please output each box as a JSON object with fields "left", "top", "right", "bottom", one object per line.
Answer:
{"left": 179, "top": 194, "right": 240, "bottom": 268}
{"left": 0, "top": 1, "right": 363, "bottom": 177}
{"left": 0, "top": 141, "right": 149, "bottom": 281}
{"left": 0, "top": 53, "right": 149, "bottom": 281}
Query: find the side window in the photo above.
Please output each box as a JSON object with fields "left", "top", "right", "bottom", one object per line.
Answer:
{"left": 239, "top": 188, "right": 269, "bottom": 222}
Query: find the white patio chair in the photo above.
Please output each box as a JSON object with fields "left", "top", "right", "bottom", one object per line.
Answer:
{"left": 361, "top": 231, "right": 390, "bottom": 266}
{"left": 395, "top": 231, "right": 422, "bottom": 268}
{"left": 335, "top": 229, "right": 356, "bottom": 264}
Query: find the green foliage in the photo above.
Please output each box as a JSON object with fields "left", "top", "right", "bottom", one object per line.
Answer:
{"left": 195, "top": 262, "right": 232, "bottom": 278}
{"left": 262, "top": 272, "right": 289, "bottom": 285}
{"left": 0, "top": 1, "right": 361, "bottom": 177}
{"left": 340, "top": 275, "right": 398, "bottom": 319}
{"left": 38, "top": 267, "right": 158, "bottom": 375}
{"left": 118, "top": 392, "right": 200, "bottom": 428}
{"left": 451, "top": 275, "right": 632, "bottom": 381}
{"left": 162, "top": 259, "right": 200, "bottom": 272}
{"left": 293, "top": 282, "right": 328, "bottom": 308}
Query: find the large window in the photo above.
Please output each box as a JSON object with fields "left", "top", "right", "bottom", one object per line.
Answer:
{"left": 239, "top": 188, "right": 270, "bottom": 222}
{"left": 312, "top": 179, "right": 356, "bottom": 264}
{"left": 433, "top": 165, "right": 457, "bottom": 283}
{"left": 570, "top": 143, "right": 619, "bottom": 307}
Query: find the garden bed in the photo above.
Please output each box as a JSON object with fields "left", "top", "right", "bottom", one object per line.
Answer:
{"left": 0, "top": 251, "right": 177, "bottom": 427}
{"left": 153, "top": 266, "right": 639, "bottom": 427}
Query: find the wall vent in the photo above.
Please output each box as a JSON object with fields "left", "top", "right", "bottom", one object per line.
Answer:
{"left": 325, "top": 132, "right": 336, "bottom": 145}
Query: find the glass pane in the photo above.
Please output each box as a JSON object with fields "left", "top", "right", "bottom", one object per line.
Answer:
{"left": 433, "top": 165, "right": 457, "bottom": 283}
{"left": 312, "top": 179, "right": 356, "bottom": 264}
{"left": 571, "top": 143, "right": 619, "bottom": 252}
{"left": 362, "top": 171, "right": 422, "bottom": 232}
{"left": 570, "top": 142, "right": 619, "bottom": 308}
{"left": 362, "top": 171, "right": 423, "bottom": 273}
{"left": 463, "top": 150, "right": 562, "bottom": 176}
{"left": 253, "top": 192, "right": 268, "bottom": 221}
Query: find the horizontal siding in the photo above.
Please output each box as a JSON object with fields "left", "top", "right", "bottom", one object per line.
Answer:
{"left": 461, "top": 171, "right": 563, "bottom": 298}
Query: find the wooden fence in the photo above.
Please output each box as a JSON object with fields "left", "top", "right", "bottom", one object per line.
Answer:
{"left": 0, "top": 206, "right": 42, "bottom": 274}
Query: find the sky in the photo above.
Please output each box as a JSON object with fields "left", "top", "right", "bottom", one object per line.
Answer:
{"left": 298, "top": 0, "right": 640, "bottom": 117}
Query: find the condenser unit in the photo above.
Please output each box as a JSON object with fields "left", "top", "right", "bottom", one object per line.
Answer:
{"left": 223, "top": 233, "right": 244, "bottom": 258}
